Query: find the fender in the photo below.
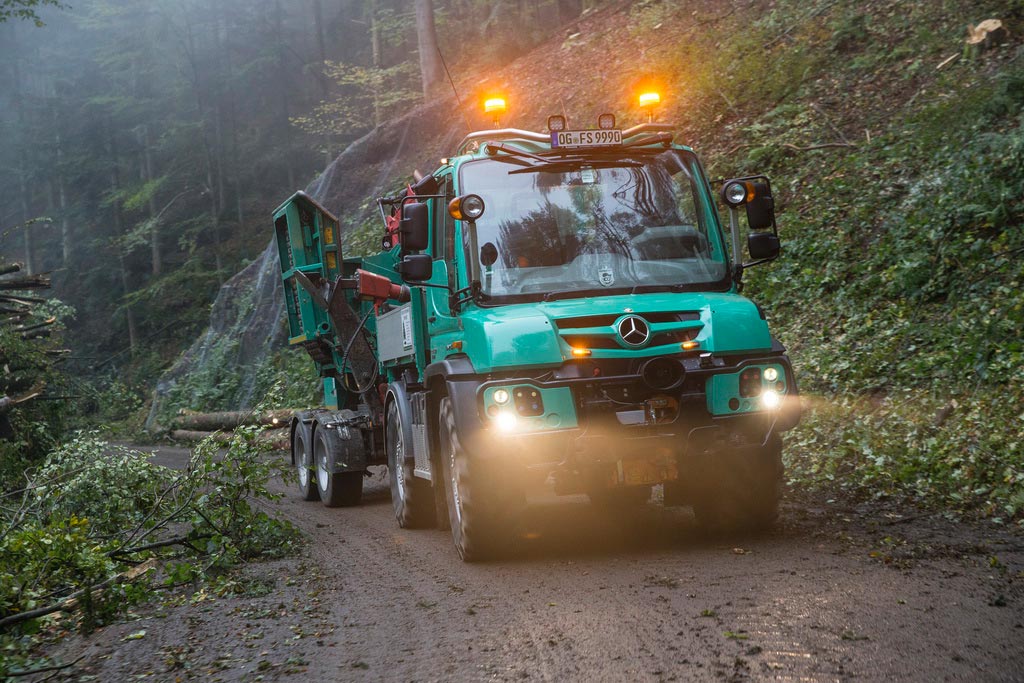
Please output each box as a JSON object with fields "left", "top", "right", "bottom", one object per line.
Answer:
{"left": 385, "top": 381, "right": 415, "bottom": 466}
{"left": 312, "top": 410, "right": 369, "bottom": 474}
{"left": 424, "top": 356, "right": 486, "bottom": 451}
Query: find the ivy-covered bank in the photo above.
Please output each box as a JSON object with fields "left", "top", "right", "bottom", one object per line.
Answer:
{"left": 647, "top": 1, "right": 1024, "bottom": 518}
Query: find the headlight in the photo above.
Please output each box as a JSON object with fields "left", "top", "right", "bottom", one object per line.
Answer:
{"left": 764, "top": 367, "right": 779, "bottom": 382}
{"left": 494, "top": 412, "right": 517, "bottom": 432}
{"left": 462, "top": 194, "right": 485, "bottom": 220}
{"left": 724, "top": 181, "right": 747, "bottom": 206}
{"left": 761, "top": 390, "right": 780, "bottom": 410}
{"left": 493, "top": 388, "right": 510, "bottom": 405}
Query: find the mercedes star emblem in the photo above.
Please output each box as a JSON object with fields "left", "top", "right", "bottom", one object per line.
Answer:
{"left": 617, "top": 315, "right": 650, "bottom": 347}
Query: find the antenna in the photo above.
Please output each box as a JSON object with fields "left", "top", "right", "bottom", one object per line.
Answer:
{"left": 437, "top": 45, "right": 473, "bottom": 134}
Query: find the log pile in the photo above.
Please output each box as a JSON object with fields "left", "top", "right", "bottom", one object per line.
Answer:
{"left": 0, "top": 262, "right": 66, "bottom": 418}
{"left": 168, "top": 409, "right": 296, "bottom": 450}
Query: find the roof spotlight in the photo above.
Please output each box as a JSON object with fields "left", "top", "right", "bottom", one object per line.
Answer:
{"left": 547, "top": 115, "right": 567, "bottom": 132}
{"left": 598, "top": 113, "right": 616, "bottom": 129}
{"left": 638, "top": 91, "right": 661, "bottom": 108}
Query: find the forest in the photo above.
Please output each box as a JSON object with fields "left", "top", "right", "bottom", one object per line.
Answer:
{"left": 1, "top": 0, "right": 1023, "bottom": 677}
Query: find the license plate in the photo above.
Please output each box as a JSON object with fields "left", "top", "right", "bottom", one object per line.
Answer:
{"left": 551, "top": 129, "right": 622, "bottom": 148}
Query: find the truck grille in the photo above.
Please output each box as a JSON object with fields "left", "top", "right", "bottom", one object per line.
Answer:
{"left": 555, "top": 312, "right": 703, "bottom": 350}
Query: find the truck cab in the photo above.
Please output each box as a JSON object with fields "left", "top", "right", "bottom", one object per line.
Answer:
{"left": 274, "top": 105, "right": 799, "bottom": 561}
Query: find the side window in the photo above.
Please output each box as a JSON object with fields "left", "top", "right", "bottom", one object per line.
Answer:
{"left": 433, "top": 173, "right": 455, "bottom": 262}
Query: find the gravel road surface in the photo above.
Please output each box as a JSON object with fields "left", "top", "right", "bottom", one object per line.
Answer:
{"left": 56, "top": 445, "right": 1024, "bottom": 682}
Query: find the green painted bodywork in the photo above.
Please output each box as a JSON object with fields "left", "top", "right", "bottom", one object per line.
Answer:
{"left": 482, "top": 385, "right": 578, "bottom": 432}
{"left": 273, "top": 132, "right": 791, "bottom": 424}
{"left": 441, "top": 293, "right": 770, "bottom": 373}
{"left": 705, "top": 363, "right": 788, "bottom": 416}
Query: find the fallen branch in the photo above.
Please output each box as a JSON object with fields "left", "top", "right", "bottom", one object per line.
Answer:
{"left": 5, "top": 654, "right": 86, "bottom": 678}
{"left": 782, "top": 142, "right": 857, "bottom": 152}
{"left": 108, "top": 533, "right": 212, "bottom": 558}
{"left": 0, "top": 559, "right": 156, "bottom": 631}
{"left": 170, "top": 428, "right": 289, "bottom": 450}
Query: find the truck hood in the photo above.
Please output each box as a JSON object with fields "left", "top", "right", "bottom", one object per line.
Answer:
{"left": 456, "top": 292, "right": 771, "bottom": 373}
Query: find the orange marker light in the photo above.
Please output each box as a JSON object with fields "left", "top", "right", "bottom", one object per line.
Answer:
{"left": 638, "top": 91, "right": 661, "bottom": 108}
{"left": 484, "top": 97, "right": 507, "bottom": 114}
{"left": 571, "top": 347, "right": 592, "bottom": 357}
{"left": 681, "top": 341, "right": 700, "bottom": 351}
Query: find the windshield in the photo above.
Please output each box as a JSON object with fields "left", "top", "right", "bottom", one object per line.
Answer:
{"left": 459, "top": 150, "right": 728, "bottom": 301}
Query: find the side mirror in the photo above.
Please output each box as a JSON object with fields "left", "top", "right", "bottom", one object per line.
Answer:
{"left": 400, "top": 202, "right": 429, "bottom": 252}
{"left": 721, "top": 177, "right": 776, "bottom": 230}
{"left": 747, "top": 232, "right": 780, "bottom": 260}
{"left": 744, "top": 180, "right": 774, "bottom": 231}
{"left": 399, "top": 253, "right": 433, "bottom": 281}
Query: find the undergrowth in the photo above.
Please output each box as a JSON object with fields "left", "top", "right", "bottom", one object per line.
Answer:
{"left": 0, "top": 402, "right": 300, "bottom": 677}
{"left": 634, "top": 0, "right": 1024, "bottom": 518}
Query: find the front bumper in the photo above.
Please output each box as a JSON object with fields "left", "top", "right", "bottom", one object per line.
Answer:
{"left": 470, "top": 352, "right": 800, "bottom": 465}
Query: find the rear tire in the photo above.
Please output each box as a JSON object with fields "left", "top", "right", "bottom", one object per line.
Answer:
{"left": 387, "top": 399, "right": 436, "bottom": 528}
{"left": 438, "top": 397, "right": 519, "bottom": 561}
{"left": 314, "top": 425, "right": 363, "bottom": 507}
{"left": 692, "top": 435, "right": 783, "bottom": 533}
{"left": 292, "top": 421, "right": 318, "bottom": 502}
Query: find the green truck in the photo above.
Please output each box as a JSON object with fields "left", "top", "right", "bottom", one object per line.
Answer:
{"left": 273, "top": 100, "right": 800, "bottom": 560}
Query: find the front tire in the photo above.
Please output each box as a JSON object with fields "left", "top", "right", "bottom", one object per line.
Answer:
{"left": 292, "top": 421, "right": 318, "bottom": 502}
{"left": 314, "top": 425, "right": 362, "bottom": 507}
{"left": 386, "top": 399, "right": 435, "bottom": 528}
{"left": 438, "top": 397, "right": 520, "bottom": 561}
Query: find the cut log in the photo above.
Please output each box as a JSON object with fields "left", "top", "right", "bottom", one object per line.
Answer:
{"left": 170, "top": 409, "right": 297, "bottom": 432}
{"left": 965, "top": 19, "right": 1008, "bottom": 59}
{"left": 170, "top": 427, "right": 289, "bottom": 450}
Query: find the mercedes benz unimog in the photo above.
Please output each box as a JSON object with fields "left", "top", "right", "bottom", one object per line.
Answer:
{"left": 273, "top": 94, "right": 800, "bottom": 560}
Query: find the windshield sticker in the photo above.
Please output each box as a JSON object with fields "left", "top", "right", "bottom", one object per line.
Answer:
{"left": 598, "top": 267, "right": 615, "bottom": 287}
{"left": 580, "top": 166, "right": 596, "bottom": 184}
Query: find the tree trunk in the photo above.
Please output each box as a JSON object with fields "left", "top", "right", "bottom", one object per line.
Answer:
{"left": 274, "top": 0, "right": 295, "bottom": 189}
{"left": 107, "top": 122, "right": 137, "bottom": 355}
{"left": 370, "top": 0, "right": 383, "bottom": 126}
{"left": 311, "top": 0, "right": 332, "bottom": 165}
{"left": 141, "top": 125, "right": 161, "bottom": 276}
{"left": 171, "top": 409, "right": 296, "bottom": 431}
{"left": 415, "top": 0, "right": 444, "bottom": 99}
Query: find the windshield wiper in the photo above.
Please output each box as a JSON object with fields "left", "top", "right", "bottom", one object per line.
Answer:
{"left": 509, "top": 159, "right": 643, "bottom": 175}
{"left": 543, "top": 286, "right": 632, "bottom": 302}
{"left": 630, "top": 283, "right": 690, "bottom": 294}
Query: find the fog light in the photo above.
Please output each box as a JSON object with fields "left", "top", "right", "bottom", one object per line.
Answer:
{"left": 598, "top": 113, "right": 616, "bottom": 129}
{"left": 494, "top": 411, "right": 517, "bottom": 432}
{"left": 761, "top": 390, "right": 780, "bottom": 410}
{"left": 493, "top": 388, "right": 510, "bottom": 405}
{"left": 764, "top": 367, "right": 778, "bottom": 382}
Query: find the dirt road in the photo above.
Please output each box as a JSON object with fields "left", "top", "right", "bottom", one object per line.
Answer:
{"left": 59, "top": 446, "right": 1024, "bottom": 682}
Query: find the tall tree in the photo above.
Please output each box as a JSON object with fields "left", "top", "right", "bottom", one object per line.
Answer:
{"left": 414, "top": 0, "right": 443, "bottom": 98}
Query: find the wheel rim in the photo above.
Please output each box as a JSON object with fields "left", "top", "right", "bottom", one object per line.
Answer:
{"left": 295, "top": 434, "right": 309, "bottom": 487}
{"left": 388, "top": 404, "right": 406, "bottom": 501}
{"left": 316, "top": 439, "right": 329, "bottom": 491}
{"left": 448, "top": 441, "right": 463, "bottom": 526}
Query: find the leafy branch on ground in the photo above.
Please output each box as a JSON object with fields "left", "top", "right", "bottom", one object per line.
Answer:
{"left": 0, "top": 398, "right": 300, "bottom": 676}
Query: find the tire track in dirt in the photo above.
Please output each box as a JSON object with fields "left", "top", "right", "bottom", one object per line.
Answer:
{"left": 67, "top": 446, "right": 1024, "bottom": 682}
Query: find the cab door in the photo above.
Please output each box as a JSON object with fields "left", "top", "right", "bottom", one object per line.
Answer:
{"left": 425, "top": 172, "right": 460, "bottom": 351}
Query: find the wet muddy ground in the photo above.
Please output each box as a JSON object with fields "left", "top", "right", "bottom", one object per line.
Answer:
{"left": 50, "top": 446, "right": 1024, "bottom": 682}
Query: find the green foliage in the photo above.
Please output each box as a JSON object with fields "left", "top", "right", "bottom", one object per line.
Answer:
{"left": 0, "top": 0, "right": 63, "bottom": 26}
{"left": 0, "top": 418, "right": 300, "bottom": 673}
{"left": 659, "top": 0, "right": 1024, "bottom": 517}
{"left": 293, "top": 60, "right": 420, "bottom": 138}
